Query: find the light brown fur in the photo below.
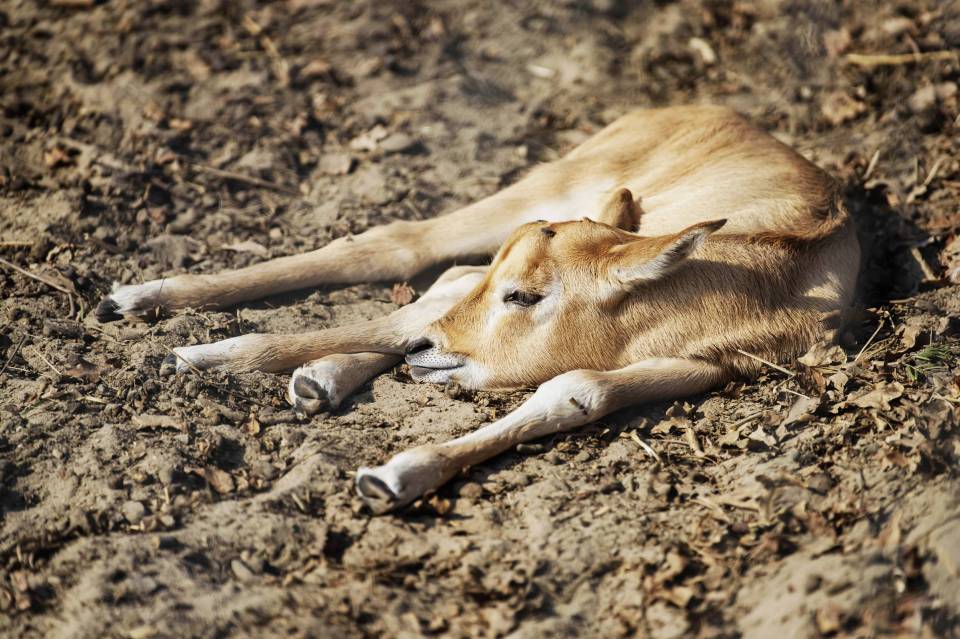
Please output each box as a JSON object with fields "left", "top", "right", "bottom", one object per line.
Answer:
{"left": 101, "top": 105, "right": 860, "bottom": 513}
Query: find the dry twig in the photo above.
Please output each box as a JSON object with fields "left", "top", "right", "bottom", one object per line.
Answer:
{"left": 0, "top": 256, "right": 77, "bottom": 318}
{"left": 0, "top": 334, "right": 27, "bottom": 378}
{"left": 736, "top": 348, "right": 796, "bottom": 377}
{"left": 846, "top": 50, "right": 960, "bottom": 67}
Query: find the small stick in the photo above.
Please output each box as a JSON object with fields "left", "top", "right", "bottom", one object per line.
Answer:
{"left": 730, "top": 409, "right": 765, "bottom": 429}
{"left": 846, "top": 50, "right": 960, "bottom": 67}
{"left": 33, "top": 348, "right": 63, "bottom": 377}
{"left": 629, "top": 431, "right": 661, "bottom": 464}
{"left": 189, "top": 162, "right": 299, "bottom": 196}
{"left": 158, "top": 343, "right": 258, "bottom": 403}
{"left": 735, "top": 348, "right": 796, "bottom": 377}
{"left": 0, "top": 256, "right": 77, "bottom": 317}
{"left": 0, "top": 334, "right": 27, "bottom": 378}
{"left": 909, "top": 246, "right": 939, "bottom": 281}
{"left": 159, "top": 343, "right": 206, "bottom": 377}
{"left": 862, "top": 149, "right": 880, "bottom": 182}
{"left": 0, "top": 241, "right": 33, "bottom": 248}
{"left": 0, "top": 257, "right": 72, "bottom": 295}
{"left": 854, "top": 317, "right": 885, "bottom": 364}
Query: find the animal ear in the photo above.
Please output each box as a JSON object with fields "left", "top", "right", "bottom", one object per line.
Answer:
{"left": 610, "top": 219, "right": 726, "bottom": 286}
{"left": 596, "top": 188, "right": 642, "bottom": 231}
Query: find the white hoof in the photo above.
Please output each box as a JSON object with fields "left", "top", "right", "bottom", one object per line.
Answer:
{"left": 96, "top": 280, "right": 168, "bottom": 320}
{"left": 355, "top": 446, "right": 459, "bottom": 514}
{"left": 288, "top": 361, "right": 343, "bottom": 416}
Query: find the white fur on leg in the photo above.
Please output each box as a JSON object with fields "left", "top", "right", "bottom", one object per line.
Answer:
{"left": 98, "top": 280, "right": 170, "bottom": 319}
{"left": 355, "top": 369, "right": 607, "bottom": 513}
{"left": 356, "top": 445, "right": 459, "bottom": 515}
{"left": 168, "top": 334, "right": 265, "bottom": 372}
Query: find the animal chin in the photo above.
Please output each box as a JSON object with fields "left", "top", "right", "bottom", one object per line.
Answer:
{"left": 409, "top": 365, "right": 461, "bottom": 383}
{"left": 405, "top": 349, "right": 465, "bottom": 383}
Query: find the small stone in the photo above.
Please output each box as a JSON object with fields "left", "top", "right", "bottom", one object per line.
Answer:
{"left": 122, "top": 500, "right": 146, "bottom": 525}
{"left": 318, "top": 153, "right": 354, "bottom": 175}
{"left": 231, "top": 558, "right": 256, "bottom": 581}
{"left": 908, "top": 84, "right": 937, "bottom": 114}
{"left": 379, "top": 132, "right": 416, "bottom": 154}
{"left": 204, "top": 467, "right": 235, "bottom": 494}
{"left": 458, "top": 482, "right": 484, "bottom": 499}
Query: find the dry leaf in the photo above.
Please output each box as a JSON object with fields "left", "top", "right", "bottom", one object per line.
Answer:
{"left": 390, "top": 282, "right": 416, "bottom": 306}
{"left": 798, "top": 342, "right": 847, "bottom": 368}
{"left": 63, "top": 356, "right": 100, "bottom": 382}
{"left": 748, "top": 425, "right": 776, "bottom": 448}
{"left": 318, "top": 153, "right": 354, "bottom": 175}
{"left": 349, "top": 124, "right": 389, "bottom": 151}
{"left": 782, "top": 395, "right": 820, "bottom": 428}
{"left": 223, "top": 240, "right": 269, "bottom": 258}
{"left": 821, "top": 92, "right": 866, "bottom": 126}
{"left": 204, "top": 467, "right": 235, "bottom": 494}
{"left": 243, "top": 415, "right": 261, "bottom": 436}
{"left": 850, "top": 381, "right": 904, "bottom": 411}
{"left": 134, "top": 414, "right": 185, "bottom": 431}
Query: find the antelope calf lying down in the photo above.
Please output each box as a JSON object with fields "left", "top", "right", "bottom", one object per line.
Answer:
{"left": 98, "top": 106, "right": 859, "bottom": 513}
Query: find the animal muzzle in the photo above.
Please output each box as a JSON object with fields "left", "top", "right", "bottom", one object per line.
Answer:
{"left": 404, "top": 338, "right": 465, "bottom": 382}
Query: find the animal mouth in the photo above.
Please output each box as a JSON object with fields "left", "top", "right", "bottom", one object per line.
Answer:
{"left": 407, "top": 362, "right": 461, "bottom": 370}
{"left": 405, "top": 349, "right": 465, "bottom": 381}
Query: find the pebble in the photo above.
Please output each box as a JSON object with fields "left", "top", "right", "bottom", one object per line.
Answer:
{"left": 122, "top": 500, "right": 146, "bottom": 525}
{"left": 379, "top": 132, "right": 417, "bottom": 154}
{"left": 231, "top": 558, "right": 256, "bottom": 581}
{"left": 458, "top": 482, "right": 484, "bottom": 499}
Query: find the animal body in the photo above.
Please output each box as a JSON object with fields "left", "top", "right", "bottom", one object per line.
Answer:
{"left": 98, "top": 105, "right": 860, "bottom": 513}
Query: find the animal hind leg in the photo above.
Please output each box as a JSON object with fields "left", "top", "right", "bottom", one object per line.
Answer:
{"left": 98, "top": 150, "right": 629, "bottom": 321}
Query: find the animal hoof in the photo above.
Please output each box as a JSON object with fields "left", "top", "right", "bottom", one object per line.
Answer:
{"left": 159, "top": 353, "right": 179, "bottom": 376}
{"left": 99, "top": 280, "right": 167, "bottom": 320}
{"left": 355, "top": 470, "right": 399, "bottom": 514}
{"left": 95, "top": 297, "right": 122, "bottom": 322}
{"left": 290, "top": 374, "right": 331, "bottom": 416}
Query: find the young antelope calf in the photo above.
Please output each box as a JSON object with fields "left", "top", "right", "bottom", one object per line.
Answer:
{"left": 98, "top": 105, "right": 860, "bottom": 513}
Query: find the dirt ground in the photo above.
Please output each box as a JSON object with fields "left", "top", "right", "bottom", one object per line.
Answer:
{"left": 2, "top": 0, "right": 960, "bottom": 637}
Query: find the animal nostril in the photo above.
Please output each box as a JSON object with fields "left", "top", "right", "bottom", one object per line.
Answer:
{"left": 405, "top": 338, "right": 433, "bottom": 356}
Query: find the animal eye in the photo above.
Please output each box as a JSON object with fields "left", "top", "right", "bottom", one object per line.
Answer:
{"left": 504, "top": 290, "right": 543, "bottom": 307}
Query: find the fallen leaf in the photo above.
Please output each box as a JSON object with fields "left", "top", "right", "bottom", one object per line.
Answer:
{"left": 134, "top": 414, "right": 186, "bottom": 431}
{"left": 243, "top": 415, "right": 261, "bottom": 436}
{"left": 748, "top": 424, "right": 777, "bottom": 448}
{"left": 63, "top": 356, "right": 101, "bottom": 382}
{"left": 223, "top": 240, "right": 269, "bottom": 258}
{"left": 390, "top": 282, "right": 416, "bottom": 306}
{"left": 44, "top": 146, "right": 74, "bottom": 168}
{"left": 827, "top": 370, "right": 849, "bottom": 393}
{"left": 782, "top": 395, "right": 820, "bottom": 428}
{"left": 318, "top": 152, "right": 354, "bottom": 175}
{"left": 850, "top": 381, "right": 904, "bottom": 411}
{"left": 204, "top": 467, "right": 235, "bottom": 494}
{"left": 798, "top": 342, "right": 847, "bottom": 368}
{"left": 821, "top": 91, "right": 866, "bottom": 126}
{"left": 349, "top": 124, "right": 389, "bottom": 151}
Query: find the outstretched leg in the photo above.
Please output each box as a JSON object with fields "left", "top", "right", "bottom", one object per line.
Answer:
{"left": 168, "top": 265, "right": 487, "bottom": 373}
{"left": 98, "top": 161, "right": 617, "bottom": 319}
{"left": 354, "top": 358, "right": 725, "bottom": 514}
{"left": 283, "top": 265, "right": 488, "bottom": 414}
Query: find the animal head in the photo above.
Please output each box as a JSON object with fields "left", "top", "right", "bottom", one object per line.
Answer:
{"left": 405, "top": 188, "right": 726, "bottom": 388}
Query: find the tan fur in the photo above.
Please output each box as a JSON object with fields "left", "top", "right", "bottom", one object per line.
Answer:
{"left": 106, "top": 106, "right": 861, "bottom": 512}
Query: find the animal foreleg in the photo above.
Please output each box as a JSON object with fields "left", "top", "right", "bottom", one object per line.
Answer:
{"left": 354, "top": 358, "right": 724, "bottom": 513}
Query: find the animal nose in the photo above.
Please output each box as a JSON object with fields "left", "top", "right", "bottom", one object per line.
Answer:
{"left": 405, "top": 338, "right": 433, "bottom": 356}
